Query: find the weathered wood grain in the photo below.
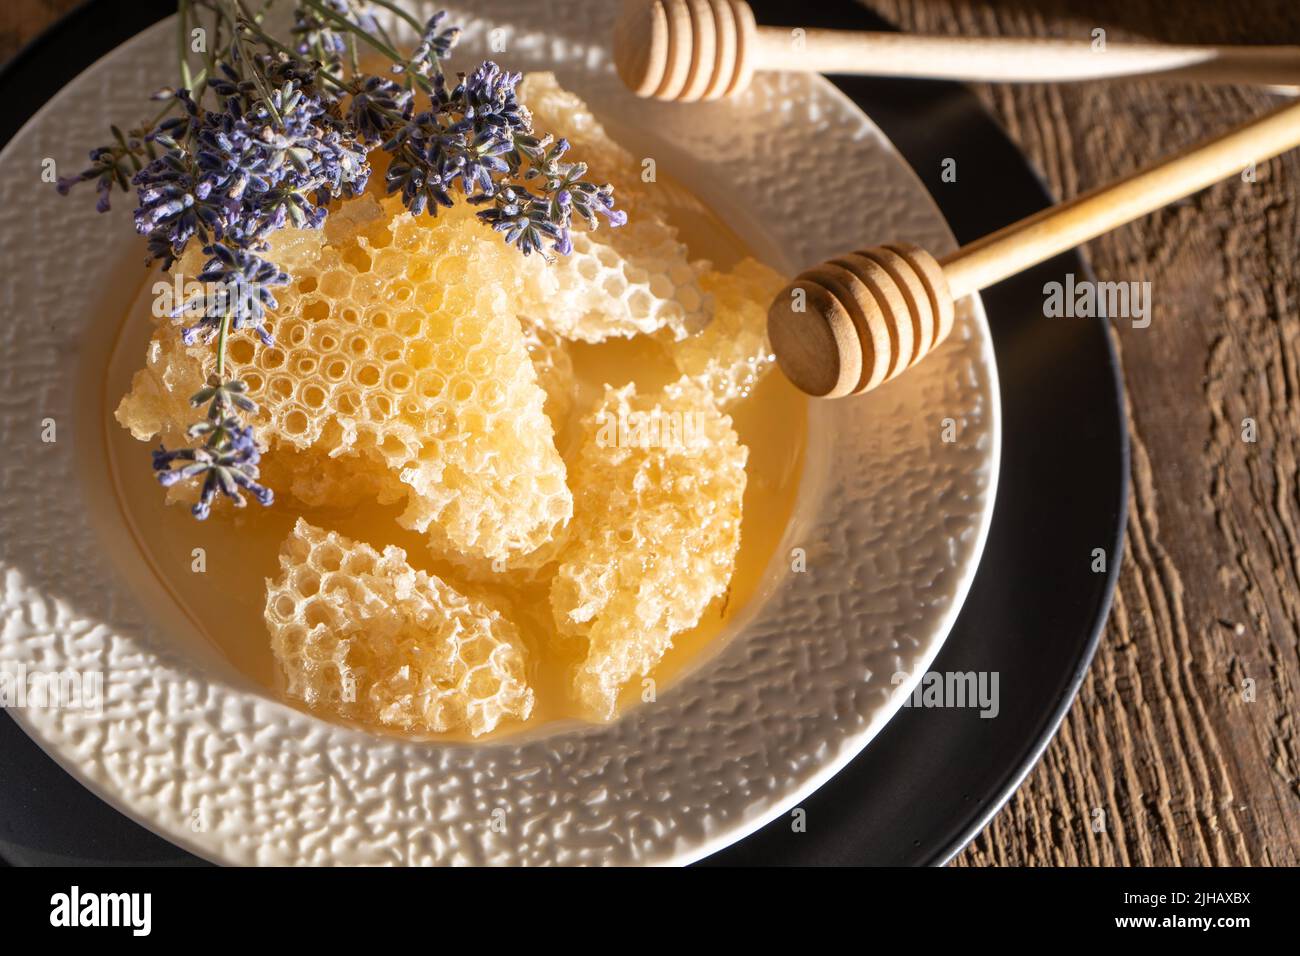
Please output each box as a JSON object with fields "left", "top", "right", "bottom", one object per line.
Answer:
{"left": 864, "top": 0, "right": 1300, "bottom": 867}
{"left": 0, "top": 0, "right": 78, "bottom": 62}
{"left": 3, "top": 0, "right": 1296, "bottom": 866}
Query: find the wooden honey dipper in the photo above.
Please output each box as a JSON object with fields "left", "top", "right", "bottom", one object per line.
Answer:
{"left": 766, "top": 97, "right": 1300, "bottom": 398}
{"left": 613, "top": 0, "right": 1300, "bottom": 101}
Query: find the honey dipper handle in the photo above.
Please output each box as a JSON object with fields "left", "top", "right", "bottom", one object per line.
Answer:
{"left": 940, "top": 97, "right": 1300, "bottom": 299}
{"left": 769, "top": 97, "right": 1300, "bottom": 400}
{"left": 753, "top": 28, "right": 1300, "bottom": 87}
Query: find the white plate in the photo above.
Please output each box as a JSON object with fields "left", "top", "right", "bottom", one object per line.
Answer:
{"left": 0, "top": 0, "right": 999, "bottom": 865}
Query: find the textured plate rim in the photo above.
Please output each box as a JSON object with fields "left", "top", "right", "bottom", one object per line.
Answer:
{"left": 0, "top": 1, "right": 1000, "bottom": 866}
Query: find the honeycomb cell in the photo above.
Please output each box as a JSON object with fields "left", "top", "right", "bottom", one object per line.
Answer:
{"left": 318, "top": 269, "right": 353, "bottom": 298}
{"left": 115, "top": 193, "right": 572, "bottom": 567}
{"left": 550, "top": 379, "right": 748, "bottom": 721}
{"left": 265, "top": 519, "right": 535, "bottom": 737}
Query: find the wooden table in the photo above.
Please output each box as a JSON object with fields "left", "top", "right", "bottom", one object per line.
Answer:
{"left": 865, "top": 0, "right": 1300, "bottom": 867}
{"left": 4, "top": 0, "right": 1296, "bottom": 866}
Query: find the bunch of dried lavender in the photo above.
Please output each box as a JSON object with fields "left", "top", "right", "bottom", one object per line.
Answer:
{"left": 60, "top": 0, "right": 625, "bottom": 519}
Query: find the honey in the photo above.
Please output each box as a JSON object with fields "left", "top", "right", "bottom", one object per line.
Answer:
{"left": 102, "top": 132, "right": 807, "bottom": 743}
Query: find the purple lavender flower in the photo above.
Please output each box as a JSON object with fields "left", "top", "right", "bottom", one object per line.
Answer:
{"left": 190, "top": 375, "right": 258, "bottom": 420}
{"left": 457, "top": 61, "right": 529, "bottom": 136}
{"left": 133, "top": 72, "right": 370, "bottom": 270}
{"left": 56, "top": 147, "right": 123, "bottom": 212}
{"left": 397, "top": 11, "right": 461, "bottom": 86}
{"left": 291, "top": 0, "right": 351, "bottom": 67}
{"left": 60, "top": 2, "right": 627, "bottom": 521}
{"left": 171, "top": 245, "right": 289, "bottom": 346}
{"left": 381, "top": 59, "right": 624, "bottom": 256}
{"left": 348, "top": 76, "right": 412, "bottom": 146}
{"left": 152, "top": 417, "right": 272, "bottom": 520}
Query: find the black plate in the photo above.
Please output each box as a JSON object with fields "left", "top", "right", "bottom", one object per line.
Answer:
{"left": 0, "top": 0, "right": 1125, "bottom": 866}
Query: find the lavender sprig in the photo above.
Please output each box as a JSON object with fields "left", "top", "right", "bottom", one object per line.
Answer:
{"left": 152, "top": 373, "right": 270, "bottom": 519}
{"left": 60, "top": 1, "right": 626, "bottom": 521}
{"left": 153, "top": 417, "right": 273, "bottom": 520}
{"left": 174, "top": 245, "right": 291, "bottom": 346}
{"left": 397, "top": 11, "right": 461, "bottom": 89}
{"left": 290, "top": 0, "right": 352, "bottom": 71}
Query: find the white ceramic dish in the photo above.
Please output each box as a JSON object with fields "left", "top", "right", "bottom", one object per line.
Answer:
{"left": 0, "top": 0, "right": 999, "bottom": 865}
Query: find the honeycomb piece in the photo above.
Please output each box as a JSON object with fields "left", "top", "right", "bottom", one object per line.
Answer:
{"left": 116, "top": 194, "right": 572, "bottom": 567}
{"left": 660, "top": 257, "right": 783, "bottom": 408}
{"left": 514, "top": 73, "right": 711, "bottom": 342}
{"left": 550, "top": 380, "right": 748, "bottom": 720}
{"left": 439, "top": 321, "right": 577, "bottom": 585}
{"left": 520, "top": 318, "right": 576, "bottom": 433}
{"left": 265, "top": 519, "right": 534, "bottom": 737}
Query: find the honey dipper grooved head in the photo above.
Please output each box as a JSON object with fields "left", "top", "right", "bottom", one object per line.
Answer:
{"left": 613, "top": 0, "right": 757, "bottom": 101}
{"left": 766, "top": 243, "right": 955, "bottom": 398}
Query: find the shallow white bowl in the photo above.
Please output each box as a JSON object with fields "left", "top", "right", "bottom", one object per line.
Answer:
{"left": 0, "top": 0, "right": 998, "bottom": 865}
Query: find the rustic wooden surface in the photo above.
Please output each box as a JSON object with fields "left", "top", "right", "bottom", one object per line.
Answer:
{"left": 3, "top": 0, "right": 1298, "bottom": 866}
{"left": 862, "top": 0, "right": 1300, "bottom": 867}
